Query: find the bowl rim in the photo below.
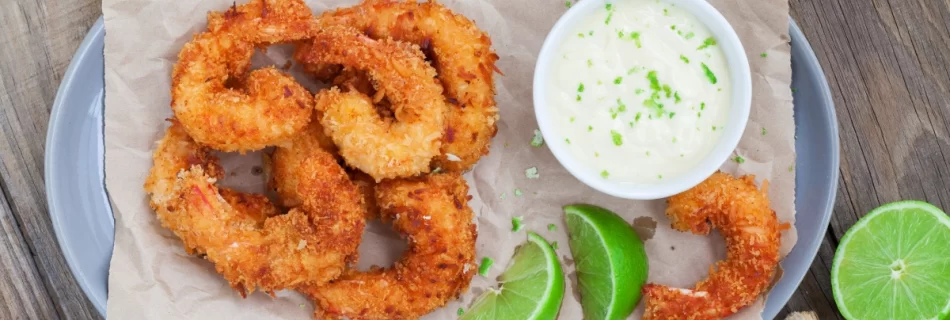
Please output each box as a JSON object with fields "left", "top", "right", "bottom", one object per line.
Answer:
{"left": 532, "top": 0, "right": 752, "bottom": 200}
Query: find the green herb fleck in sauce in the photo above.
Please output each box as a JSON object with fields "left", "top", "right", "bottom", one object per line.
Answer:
{"left": 672, "top": 136, "right": 677, "bottom": 143}
{"left": 646, "top": 151, "right": 651, "bottom": 156}
{"left": 594, "top": 152, "right": 600, "bottom": 157}
{"left": 589, "top": 30, "right": 594, "bottom": 36}
{"left": 478, "top": 257, "right": 493, "bottom": 276}
{"left": 525, "top": 167, "right": 540, "bottom": 179}
{"left": 530, "top": 129, "right": 544, "bottom": 147}
{"left": 680, "top": 55, "right": 690, "bottom": 64}
{"left": 701, "top": 63, "right": 718, "bottom": 84}
{"left": 630, "top": 32, "right": 642, "bottom": 48}
{"left": 635, "top": 112, "right": 642, "bottom": 122}
{"left": 635, "top": 88, "right": 645, "bottom": 94}
{"left": 662, "top": 85, "right": 671, "bottom": 98}
{"left": 587, "top": 59, "right": 593, "bottom": 68}
{"left": 697, "top": 37, "right": 717, "bottom": 50}
{"left": 670, "top": 25, "right": 676, "bottom": 30}
{"left": 618, "top": 30, "right": 625, "bottom": 38}
{"left": 577, "top": 33, "right": 585, "bottom": 38}
{"left": 552, "top": 241, "right": 559, "bottom": 250}
{"left": 600, "top": 170, "right": 609, "bottom": 178}
{"left": 578, "top": 83, "right": 585, "bottom": 93}
{"left": 605, "top": 4, "right": 615, "bottom": 25}
{"left": 674, "top": 91, "right": 682, "bottom": 103}
{"left": 684, "top": 31, "right": 695, "bottom": 39}
{"left": 570, "top": 116, "right": 576, "bottom": 123}
{"left": 627, "top": 66, "right": 644, "bottom": 74}
{"left": 565, "top": 138, "right": 571, "bottom": 144}
{"left": 610, "top": 130, "right": 623, "bottom": 146}
{"left": 658, "top": 174, "right": 663, "bottom": 179}
{"left": 733, "top": 156, "right": 745, "bottom": 164}
{"left": 663, "top": 8, "right": 669, "bottom": 15}
{"left": 700, "top": 102, "right": 706, "bottom": 110}
{"left": 669, "top": 112, "right": 676, "bottom": 119}
{"left": 614, "top": 76, "right": 623, "bottom": 84}
{"left": 511, "top": 216, "right": 524, "bottom": 232}
{"left": 576, "top": 94, "right": 582, "bottom": 102}
{"left": 588, "top": 125, "right": 593, "bottom": 132}
{"left": 458, "top": 308, "right": 465, "bottom": 316}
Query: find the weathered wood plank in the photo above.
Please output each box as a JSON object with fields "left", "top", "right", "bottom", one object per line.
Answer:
{"left": 0, "top": 0, "right": 102, "bottom": 319}
{"left": 0, "top": 187, "right": 59, "bottom": 320}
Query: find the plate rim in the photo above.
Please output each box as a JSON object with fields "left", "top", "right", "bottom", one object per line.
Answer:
{"left": 46, "top": 16, "right": 840, "bottom": 318}
{"left": 44, "top": 16, "right": 108, "bottom": 316}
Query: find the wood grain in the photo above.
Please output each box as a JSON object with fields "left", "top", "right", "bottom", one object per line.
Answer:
{"left": 0, "top": 0, "right": 102, "bottom": 319}
{"left": 1, "top": 0, "right": 949, "bottom": 318}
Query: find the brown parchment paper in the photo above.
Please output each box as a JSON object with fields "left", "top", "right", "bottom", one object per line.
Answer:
{"left": 103, "top": 0, "right": 795, "bottom": 318}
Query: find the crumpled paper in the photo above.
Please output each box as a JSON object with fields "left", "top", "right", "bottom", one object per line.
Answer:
{"left": 103, "top": 0, "right": 795, "bottom": 318}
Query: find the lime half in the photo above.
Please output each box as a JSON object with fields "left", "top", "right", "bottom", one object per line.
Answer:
{"left": 461, "top": 232, "right": 564, "bottom": 320}
{"left": 832, "top": 200, "right": 950, "bottom": 320}
{"left": 564, "top": 204, "right": 649, "bottom": 320}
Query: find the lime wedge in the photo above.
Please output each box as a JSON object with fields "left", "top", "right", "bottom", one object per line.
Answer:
{"left": 461, "top": 232, "right": 564, "bottom": 320}
{"left": 832, "top": 200, "right": 950, "bottom": 320}
{"left": 564, "top": 204, "right": 648, "bottom": 320}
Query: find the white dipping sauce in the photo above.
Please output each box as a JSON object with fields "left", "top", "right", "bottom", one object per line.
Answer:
{"left": 548, "top": 0, "right": 731, "bottom": 184}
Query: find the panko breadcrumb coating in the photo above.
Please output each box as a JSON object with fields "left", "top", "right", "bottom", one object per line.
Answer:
{"left": 642, "top": 172, "right": 784, "bottom": 319}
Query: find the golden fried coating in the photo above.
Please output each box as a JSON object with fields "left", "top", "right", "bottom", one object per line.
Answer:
{"left": 171, "top": 0, "right": 316, "bottom": 152}
{"left": 297, "top": 26, "right": 447, "bottom": 181}
{"left": 144, "top": 122, "right": 365, "bottom": 296}
{"left": 207, "top": 0, "right": 318, "bottom": 44}
{"left": 270, "top": 116, "right": 338, "bottom": 208}
{"left": 301, "top": 173, "right": 478, "bottom": 320}
{"left": 642, "top": 172, "right": 783, "bottom": 320}
{"left": 310, "top": 0, "right": 500, "bottom": 172}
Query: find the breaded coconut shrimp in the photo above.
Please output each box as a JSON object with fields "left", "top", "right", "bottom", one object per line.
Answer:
{"left": 171, "top": 0, "right": 317, "bottom": 152}
{"left": 300, "top": 173, "right": 478, "bottom": 319}
{"left": 296, "top": 26, "right": 447, "bottom": 181}
{"left": 642, "top": 172, "right": 784, "bottom": 320}
{"left": 143, "top": 122, "right": 365, "bottom": 296}
{"left": 306, "top": 0, "right": 501, "bottom": 172}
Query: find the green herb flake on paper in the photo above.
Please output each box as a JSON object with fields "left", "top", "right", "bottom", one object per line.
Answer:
{"left": 530, "top": 129, "right": 544, "bottom": 147}
{"left": 611, "top": 130, "right": 623, "bottom": 146}
{"left": 701, "top": 63, "right": 718, "bottom": 84}
{"left": 525, "top": 167, "right": 540, "bottom": 179}
{"left": 514, "top": 188, "right": 524, "bottom": 197}
{"left": 511, "top": 216, "right": 524, "bottom": 232}
{"left": 697, "top": 37, "right": 717, "bottom": 50}
{"left": 762, "top": 127, "right": 767, "bottom": 136}
{"left": 478, "top": 257, "right": 493, "bottom": 276}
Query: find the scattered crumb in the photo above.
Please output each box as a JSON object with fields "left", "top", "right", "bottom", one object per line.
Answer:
{"left": 525, "top": 167, "right": 540, "bottom": 179}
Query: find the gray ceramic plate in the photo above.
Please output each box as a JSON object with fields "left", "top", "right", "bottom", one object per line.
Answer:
{"left": 46, "top": 17, "right": 837, "bottom": 318}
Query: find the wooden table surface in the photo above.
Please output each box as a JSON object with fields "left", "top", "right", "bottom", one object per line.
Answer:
{"left": 1, "top": 0, "right": 948, "bottom": 319}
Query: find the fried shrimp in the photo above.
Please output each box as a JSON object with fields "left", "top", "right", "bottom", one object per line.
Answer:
{"left": 297, "top": 26, "right": 447, "bottom": 181}
{"left": 144, "top": 122, "right": 365, "bottom": 296}
{"left": 307, "top": 0, "right": 500, "bottom": 172}
{"left": 171, "top": 0, "right": 317, "bottom": 152}
{"left": 642, "top": 172, "right": 783, "bottom": 320}
{"left": 301, "top": 173, "right": 478, "bottom": 319}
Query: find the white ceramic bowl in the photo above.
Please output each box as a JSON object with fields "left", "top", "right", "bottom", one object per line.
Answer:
{"left": 533, "top": 0, "right": 752, "bottom": 200}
